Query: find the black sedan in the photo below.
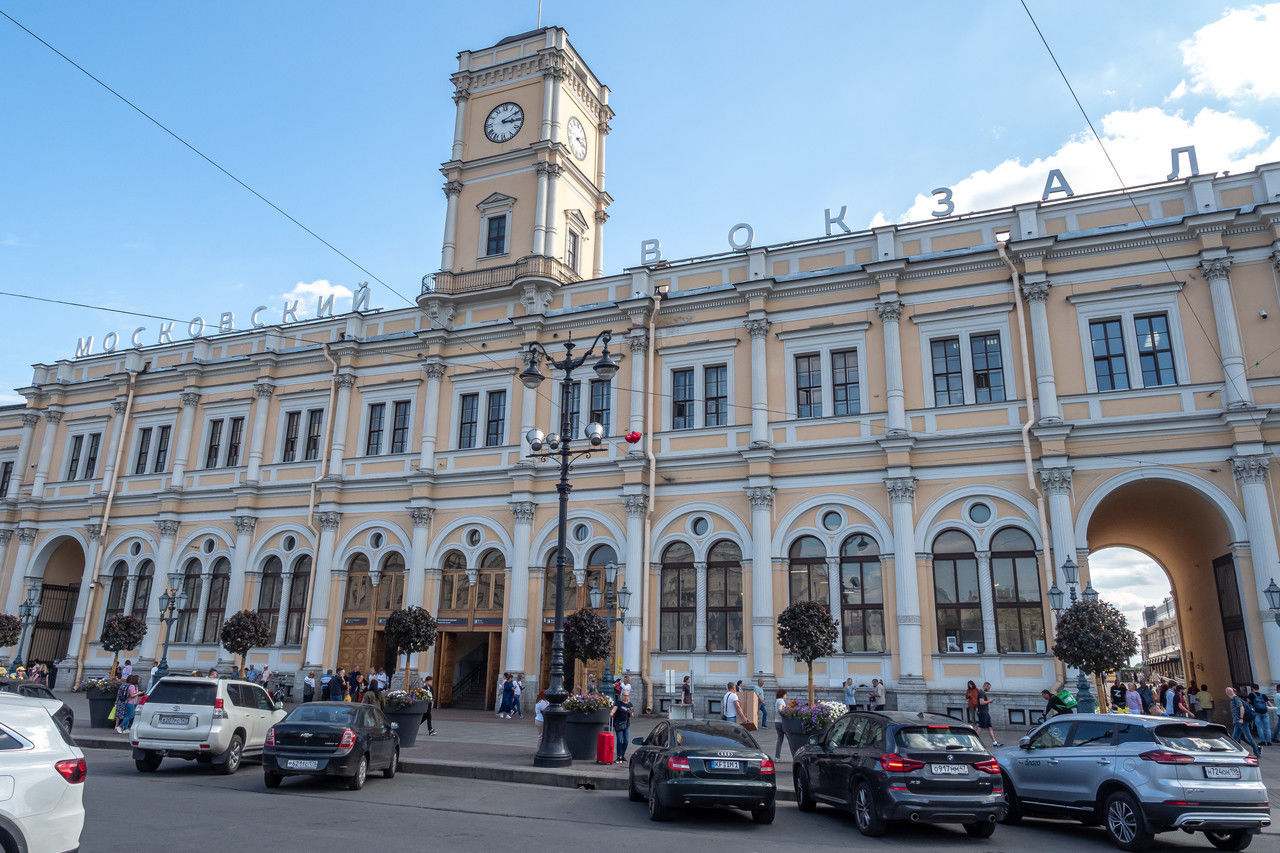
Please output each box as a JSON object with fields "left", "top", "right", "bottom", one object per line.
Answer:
{"left": 262, "top": 702, "right": 398, "bottom": 790}
{"left": 0, "top": 677, "right": 73, "bottom": 732}
{"left": 628, "top": 720, "right": 776, "bottom": 823}
{"left": 793, "top": 710, "right": 1003, "bottom": 838}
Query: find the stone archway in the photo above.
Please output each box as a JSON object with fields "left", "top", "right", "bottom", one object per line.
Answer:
{"left": 27, "top": 536, "right": 86, "bottom": 665}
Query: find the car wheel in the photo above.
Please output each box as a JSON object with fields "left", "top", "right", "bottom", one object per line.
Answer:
{"left": 135, "top": 751, "right": 162, "bottom": 773}
{"left": 347, "top": 755, "right": 368, "bottom": 790}
{"left": 0, "top": 826, "right": 18, "bottom": 853}
{"left": 852, "top": 781, "right": 887, "bottom": 837}
{"left": 794, "top": 767, "right": 817, "bottom": 812}
{"left": 999, "top": 773, "right": 1022, "bottom": 825}
{"left": 647, "top": 775, "right": 671, "bottom": 821}
{"left": 964, "top": 821, "right": 995, "bottom": 838}
{"left": 628, "top": 768, "right": 644, "bottom": 802}
{"left": 1103, "top": 790, "right": 1153, "bottom": 851}
{"left": 219, "top": 734, "right": 244, "bottom": 775}
{"left": 751, "top": 802, "right": 776, "bottom": 824}
{"left": 1206, "top": 830, "right": 1253, "bottom": 851}
{"left": 383, "top": 749, "right": 398, "bottom": 779}
{"left": 264, "top": 772, "right": 283, "bottom": 789}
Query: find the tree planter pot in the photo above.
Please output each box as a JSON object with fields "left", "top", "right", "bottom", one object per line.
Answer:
{"left": 780, "top": 716, "right": 816, "bottom": 753}
{"left": 384, "top": 702, "right": 431, "bottom": 747}
{"left": 564, "top": 709, "right": 610, "bottom": 760}
{"left": 87, "top": 690, "right": 119, "bottom": 729}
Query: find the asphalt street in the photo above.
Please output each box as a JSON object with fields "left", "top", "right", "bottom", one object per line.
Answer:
{"left": 78, "top": 748, "right": 1270, "bottom": 852}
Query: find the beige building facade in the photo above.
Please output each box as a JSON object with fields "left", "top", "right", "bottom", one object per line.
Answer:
{"left": 2, "top": 28, "right": 1279, "bottom": 723}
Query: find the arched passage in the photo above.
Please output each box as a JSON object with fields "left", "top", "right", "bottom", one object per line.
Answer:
{"left": 28, "top": 536, "right": 86, "bottom": 665}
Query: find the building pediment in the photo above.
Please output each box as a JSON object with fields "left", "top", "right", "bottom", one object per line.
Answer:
{"left": 477, "top": 192, "right": 516, "bottom": 212}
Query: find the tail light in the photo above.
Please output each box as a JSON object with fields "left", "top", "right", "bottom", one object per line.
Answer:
{"left": 1140, "top": 749, "right": 1194, "bottom": 764}
{"left": 264, "top": 727, "right": 275, "bottom": 748}
{"left": 55, "top": 758, "right": 87, "bottom": 784}
{"left": 667, "top": 756, "right": 690, "bottom": 772}
{"left": 137, "top": 695, "right": 148, "bottom": 707}
{"left": 759, "top": 757, "right": 775, "bottom": 775}
{"left": 878, "top": 754, "right": 925, "bottom": 773}
{"left": 1244, "top": 754, "right": 1260, "bottom": 767}
{"left": 974, "top": 757, "right": 1001, "bottom": 775}
{"left": 337, "top": 729, "right": 357, "bottom": 751}
{"left": 213, "top": 698, "right": 228, "bottom": 720}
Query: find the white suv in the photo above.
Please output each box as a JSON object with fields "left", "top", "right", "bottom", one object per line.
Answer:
{"left": 0, "top": 701, "right": 86, "bottom": 853}
{"left": 130, "top": 676, "right": 286, "bottom": 775}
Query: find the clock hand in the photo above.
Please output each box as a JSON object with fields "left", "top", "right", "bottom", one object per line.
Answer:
{"left": 502, "top": 117, "right": 520, "bottom": 124}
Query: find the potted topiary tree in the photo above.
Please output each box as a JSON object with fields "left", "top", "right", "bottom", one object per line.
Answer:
{"left": 1053, "top": 598, "right": 1138, "bottom": 714}
{"left": 0, "top": 613, "right": 19, "bottom": 657}
{"left": 218, "top": 610, "right": 272, "bottom": 679}
{"left": 562, "top": 608, "right": 612, "bottom": 760}
{"left": 90, "top": 614, "right": 147, "bottom": 728}
{"left": 777, "top": 600, "right": 837, "bottom": 706}
{"left": 381, "top": 606, "right": 438, "bottom": 747}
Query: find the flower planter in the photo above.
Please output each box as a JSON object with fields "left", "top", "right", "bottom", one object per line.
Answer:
{"left": 780, "top": 716, "right": 815, "bottom": 753}
{"left": 384, "top": 701, "right": 431, "bottom": 747}
{"left": 564, "top": 709, "right": 610, "bottom": 760}
{"left": 87, "top": 690, "right": 119, "bottom": 729}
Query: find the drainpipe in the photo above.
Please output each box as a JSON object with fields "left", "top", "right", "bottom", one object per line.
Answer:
{"left": 296, "top": 343, "right": 341, "bottom": 666}
{"left": 639, "top": 290, "right": 661, "bottom": 711}
{"left": 995, "top": 239, "right": 1065, "bottom": 687}
{"left": 74, "top": 364, "right": 143, "bottom": 687}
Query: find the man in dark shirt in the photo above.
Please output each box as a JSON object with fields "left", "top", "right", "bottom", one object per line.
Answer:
{"left": 1042, "top": 689, "right": 1075, "bottom": 719}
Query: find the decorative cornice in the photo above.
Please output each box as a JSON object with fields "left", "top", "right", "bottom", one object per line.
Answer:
{"left": 1021, "top": 281, "right": 1050, "bottom": 303}
{"left": 1231, "top": 455, "right": 1269, "bottom": 485}
{"left": 232, "top": 515, "right": 257, "bottom": 535}
{"left": 178, "top": 392, "right": 199, "bottom": 408}
{"left": 744, "top": 318, "right": 771, "bottom": 340}
{"left": 409, "top": 507, "right": 434, "bottom": 528}
{"left": 1039, "top": 467, "right": 1073, "bottom": 495}
{"left": 253, "top": 382, "right": 276, "bottom": 398}
{"left": 451, "top": 85, "right": 470, "bottom": 103}
{"left": 21, "top": 411, "right": 40, "bottom": 428}
{"left": 15, "top": 527, "right": 37, "bottom": 544}
{"left": 746, "top": 486, "right": 774, "bottom": 509}
{"left": 623, "top": 494, "right": 648, "bottom": 518}
{"left": 156, "top": 519, "right": 181, "bottom": 538}
{"left": 545, "top": 163, "right": 564, "bottom": 178}
{"left": 443, "top": 179, "right": 464, "bottom": 197}
{"left": 1198, "top": 255, "right": 1233, "bottom": 281}
{"left": 597, "top": 119, "right": 611, "bottom": 135}
{"left": 0, "top": 530, "right": 10, "bottom": 545}
{"left": 875, "top": 301, "right": 903, "bottom": 322}
{"left": 318, "top": 511, "right": 343, "bottom": 530}
{"left": 509, "top": 500, "right": 536, "bottom": 522}
{"left": 542, "top": 66, "right": 566, "bottom": 81}
{"left": 885, "top": 476, "right": 917, "bottom": 503}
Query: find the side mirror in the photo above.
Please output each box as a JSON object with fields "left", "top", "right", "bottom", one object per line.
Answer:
{"left": 274, "top": 701, "right": 283, "bottom": 711}
{"left": 632, "top": 737, "right": 644, "bottom": 746}
{"left": 1019, "top": 736, "right": 1032, "bottom": 750}
{"left": 807, "top": 734, "right": 820, "bottom": 746}
{"left": 389, "top": 722, "right": 399, "bottom": 730}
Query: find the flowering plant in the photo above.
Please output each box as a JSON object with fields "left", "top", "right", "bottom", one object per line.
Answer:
{"left": 563, "top": 692, "right": 613, "bottom": 713}
{"left": 383, "top": 687, "right": 430, "bottom": 710}
{"left": 81, "top": 676, "right": 124, "bottom": 694}
{"left": 778, "top": 699, "right": 847, "bottom": 734}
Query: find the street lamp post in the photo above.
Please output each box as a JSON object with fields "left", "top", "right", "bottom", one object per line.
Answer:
{"left": 11, "top": 584, "right": 42, "bottom": 669}
{"left": 1052, "top": 557, "right": 1097, "bottom": 713}
{"left": 520, "top": 330, "right": 619, "bottom": 767}
{"left": 155, "top": 570, "right": 188, "bottom": 681}
{"left": 588, "top": 561, "right": 632, "bottom": 698}
{"left": 1264, "top": 578, "right": 1280, "bottom": 627}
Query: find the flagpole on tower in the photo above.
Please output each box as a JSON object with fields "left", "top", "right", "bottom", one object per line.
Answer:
{"left": 537, "top": 0, "right": 542, "bottom": 27}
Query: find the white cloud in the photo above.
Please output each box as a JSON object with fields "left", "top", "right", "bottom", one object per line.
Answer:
{"left": 1089, "top": 547, "right": 1171, "bottom": 633}
{"left": 1173, "top": 3, "right": 1280, "bottom": 100}
{"left": 0, "top": 234, "right": 27, "bottom": 248}
{"left": 280, "top": 279, "right": 354, "bottom": 317}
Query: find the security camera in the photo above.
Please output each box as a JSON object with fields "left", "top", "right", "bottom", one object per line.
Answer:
{"left": 1261, "top": 310, "right": 1269, "bottom": 319}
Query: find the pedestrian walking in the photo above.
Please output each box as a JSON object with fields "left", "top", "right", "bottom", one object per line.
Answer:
{"left": 302, "top": 671, "right": 316, "bottom": 703}
{"left": 976, "top": 681, "right": 999, "bottom": 747}
{"left": 499, "top": 673, "right": 515, "bottom": 718}
{"left": 361, "top": 680, "right": 385, "bottom": 711}
{"left": 1250, "top": 684, "right": 1272, "bottom": 745}
{"left": 680, "top": 675, "right": 693, "bottom": 706}
{"left": 114, "top": 674, "right": 141, "bottom": 734}
{"left": 965, "top": 680, "right": 979, "bottom": 723}
{"left": 619, "top": 675, "right": 633, "bottom": 700}
{"left": 1200, "top": 684, "right": 1215, "bottom": 722}
{"left": 422, "top": 675, "right": 437, "bottom": 735}
{"left": 1125, "top": 683, "right": 1143, "bottom": 714}
{"left": 872, "top": 678, "right": 886, "bottom": 711}
{"left": 511, "top": 675, "right": 524, "bottom": 718}
{"left": 722, "top": 681, "right": 744, "bottom": 723}
{"left": 1227, "top": 687, "right": 1260, "bottom": 757}
{"left": 611, "top": 690, "right": 633, "bottom": 763}
{"left": 534, "top": 690, "right": 549, "bottom": 740}
{"left": 1110, "top": 679, "right": 1126, "bottom": 712}
{"left": 1174, "top": 684, "right": 1192, "bottom": 718}
{"left": 753, "top": 678, "right": 768, "bottom": 727}
{"left": 773, "top": 689, "right": 791, "bottom": 760}
{"left": 843, "top": 678, "right": 856, "bottom": 714}
{"left": 120, "top": 659, "right": 133, "bottom": 681}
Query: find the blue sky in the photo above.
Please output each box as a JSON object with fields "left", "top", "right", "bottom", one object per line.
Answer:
{"left": 2, "top": 1, "right": 1273, "bottom": 625}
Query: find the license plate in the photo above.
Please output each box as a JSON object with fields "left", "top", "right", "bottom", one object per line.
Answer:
{"left": 286, "top": 760, "right": 320, "bottom": 770}
{"left": 931, "top": 763, "right": 968, "bottom": 775}
{"left": 1204, "top": 766, "right": 1242, "bottom": 779}
{"left": 709, "top": 760, "right": 741, "bottom": 771}
{"left": 157, "top": 714, "right": 189, "bottom": 726}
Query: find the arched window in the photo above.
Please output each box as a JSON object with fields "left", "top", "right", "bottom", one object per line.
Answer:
{"left": 933, "top": 530, "right": 981, "bottom": 653}
{"left": 257, "top": 555, "right": 284, "bottom": 637}
{"left": 130, "top": 559, "right": 154, "bottom": 620}
{"left": 840, "top": 533, "right": 885, "bottom": 653}
{"left": 440, "top": 550, "right": 469, "bottom": 611}
{"left": 104, "top": 560, "right": 128, "bottom": 622}
{"left": 201, "top": 557, "right": 230, "bottom": 643}
{"left": 376, "top": 552, "right": 405, "bottom": 612}
{"left": 585, "top": 544, "right": 617, "bottom": 611}
{"left": 659, "top": 542, "right": 695, "bottom": 651}
{"left": 475, "top": 549, "right": 505, "bottom": 610}
{"left": 788, "top": 536, "right": 828, "bottom": 604}
{"left": 344, "top": 554, "right": 372, "bottom": 612}
{"left": 174, "top": 558, "right": 202, "bottom": 643}
{"left": 991, "top": 527, "right": 1044, "bottom": 653}
{"left": 285, "top": 555, "right": 311, "bottom": 645}
{"left": 542, "top": 548, "right": 576, "bottom": 609}
{"left": 706, "top": 540, "right": 743, "bottom": 652}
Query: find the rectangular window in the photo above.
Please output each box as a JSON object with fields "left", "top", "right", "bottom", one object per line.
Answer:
{"left": 672, "top": 368, "right": 694, "bottom": 430}
{"left": 1089, "top": 318, "right": 1130, "bottom": 391}
{"left": 225, "top": 417, "right": 244, "bottom": 467}
{"left": 704, "top": 364, "right": 727, "bottom": 427}
{"left": 153, "top": 425, "right": 171, "bottom": 472}
{"left": 1135, "top": 313, "right": 1176, "bottom": 387}
{"left": 390, "top": 401, "right": 410, "bottom": 454}
{"left": 931, "top": 337, "right": 965, "bottom": 406}
{"left": 485, "top": 215, "right": 507, "bottom": 257}
{"left": 204, "top": 419, "right": 223, "bottom": 469}
{"left": 365, "top": 403, "right": 385, "bottom": 456}
{"left": 485, "top": 390, "right": 506, "bottom": 447}
{"left": 841, "top": 557, "right": 885, "bottom": 653}
{"left": 458, "top": 393, "right": 479, "bottom": 449}
{"left": 303, "top": 409, "right": 323, "bottom": 461}
{"left": 134, "top": 428, "right": 152, "bottom": 475}
{"left": 282, "top": 412, "right": 300, "bottom": 463}
{"left": 705, "top": 564, "right": 743, "bottom": 652}
{"left": 589, "top": 379, "right": 611, "bottom": 435}
{"left": 832, "top": 349, "right": 860, "bottom": 416}
{"left": 561, "top": 382, "right": 581, "bottom": 434}
{"left": 992, "top": 551, "right": 1045, "bottom": 654}
{"left": 659, "top": 565, "right": 696, "bottom": 651}
{"left": 83, "top": 433, "right": 101, "bottom": 479}
{"left": 0, "top": 461, "right": 12, "bottom": 497}
{"left": 566, "top": 230, "right": 580, "bottom": 273}
{"left": 970, "top": 333, "right": 1006, "bottom": 403}
{"left": 795, "top": 354, "right": 822, "bottom": 418}
{"left": 66, "top": 435, "right": 83, "bottom": 481}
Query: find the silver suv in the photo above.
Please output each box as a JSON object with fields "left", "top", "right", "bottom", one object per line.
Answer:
{"left": 130, "top": 677, "right": 286, "bottom": 775}
{"left": 997, "top": 713, "right": 1270, "bottom": 851}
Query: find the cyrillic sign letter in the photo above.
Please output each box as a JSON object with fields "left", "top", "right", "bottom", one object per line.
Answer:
{"left": 131, "top": 327, "right": 146, "bottom": 348}
{"left": 1041, "top": 169, "right": 1075, "bottom": 200}
{"left": 101, "top": 331, "right": 119, "bottom": 353}
{"left": 1166, "top": 146, "right": 1200, "bottom": 180}
{"left": 218, "top": 312, "right": 235, "bottom": 333}
{"left": 315, "top": 294, "right": 334, "bottom": 318}
{"left": 251, "top": 306, "right": 269, "bottom": 328}
{"left": 640, "top": 239, "right": 662, "bottom": 264}
{"left": 824, "top": 206, "right": 851, "bottom": 235}
{"left": 74, "top": 336, "right": 93, "bottom": 358}
{"left": 727, "top": 223, "right": 753, "bottom": 250}
{"left": 281, "top": 301, "right": 299, "bottom": 323}
{"left": 188, "top": 316, "right": 206, "bottom": 338}
{"left": 352, "top": 283, "right": 370, "bottom": 314}
{"left": 931, "top": 187, "right": 955, "bottom": 217}
{"left": 157, "top": 322, "right": 173, "bottom": 344}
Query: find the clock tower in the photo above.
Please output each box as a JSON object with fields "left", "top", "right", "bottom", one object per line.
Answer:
{"left": 433, "top": 28, "right": 612, "bottom": 294}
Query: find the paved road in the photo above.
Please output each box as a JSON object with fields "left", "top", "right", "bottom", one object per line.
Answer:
{"left": 78, "top": 748, "right": 1266, "bottom": 852}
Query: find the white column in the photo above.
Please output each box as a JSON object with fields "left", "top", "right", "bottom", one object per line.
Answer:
{"left": 192, "top": 569, "right": 214, "bottom": 646}
{"left": 449, "top": 85, "right": 468, "bottom": 161}
{"left": 592, "top": 209, "right": 607, "bottom": 279}
{"left": 627, "top": 332, "right": 647, "bottom": 443}
{"left": 304, "top": 512, "right": 342, "bottom": 667}
{"left": 0, "top": 532, "right": 12, "bottom": 612}
{"left": 694, "top": 561, "right": 708, "bottom": 653}
{"left": 418, "top": 360, "right": 445, "bottom": 471}
{"left": 64, "top": 524, "right": 103, "bottom": 663}
{"left": 168, "top": 391, "right": 200, "bottom": 488}
{"left": 533, "top": 164, "right": 549, "bottom": 256}
{"left": 245, "top": 381, "right": 275, "bottom": 483}
{"left": 328, "top": 373, "right": 356, "bottom": 475}
{"left": 975, "top": 551, "right": 998, "bottom": 653}
{"left": 4, "top": 527, "right": 37, "bottom": 613}
{"left": 1200, "top": 256, "right": 1252, "bottom": 408}
{"left": 98, "top": 399, "right": 128, "bottom": 486}
{"left": 11, "top": 411, "right": 39, "bottom": 496}
{"left": 747, "top": 486, "right": 775, "bottom": 675}
{"left": 886, "top": 477, "right": 923, "bottom": 677}
{"left": 745, "top": 318, "right": 771, "bottom": 446}
{"left": 542, "top": 164, "right": 562, "bottom": 258}
{"left": 29, "top": 408, "right": 62, "bottom": 499}
{"left": 540, "top": 69, "right": 555, "bottom": 140}
{"left": 548, "top": 67, "right": 564, "bottom": 144}
{"left": 1231, "top": 456, "right": 1280, "bottom": 681}
{"left": 506, "top": 501, "right": 534, "bottom": 674}
{"left": 622, "top": 494, "right": 646, "bottom": 675}
{"left": 224, "top": 516, "right": 256, "bottom": 619}
{"left": 141, "top": 519, "right": 180, "bottom": 661}
{"left": 1041, "top": 467, "right": 1074, "bottom": 586}
{"left": 274, "top": 569, "right": 294, "bottom": 647}
{"left": 877, "top": 300, "right": 907, "bottom": 434}
{"left": 440, "top": 181, "right": 463, "bottom": 272}
{"left": 826, "top": 556, "right": 843, "bottom": 652}
{"left": 406, "top": 507, "right": 433, "bottom": 611}
{"left": 1022, "top": 278, "right": 1061, "bottom": 422}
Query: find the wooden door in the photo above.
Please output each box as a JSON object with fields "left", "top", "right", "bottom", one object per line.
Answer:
{"left": 1213, "top": 554, "right": 1254, "bottom": 687}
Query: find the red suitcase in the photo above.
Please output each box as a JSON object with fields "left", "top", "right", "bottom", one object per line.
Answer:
{"left": 596, "top": 730, "right": 616, "bottom": 764}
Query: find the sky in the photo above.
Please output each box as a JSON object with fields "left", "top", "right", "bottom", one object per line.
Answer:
{"left": 0, "top": 1, "right": 1272, "bottom": 617}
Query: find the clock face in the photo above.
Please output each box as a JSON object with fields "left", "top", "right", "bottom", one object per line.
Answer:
{"left": 484, "top": 102, "right": 524, "bottom": 143}
{"left": 566, "top": 116, "right": 588, "bottom": 160}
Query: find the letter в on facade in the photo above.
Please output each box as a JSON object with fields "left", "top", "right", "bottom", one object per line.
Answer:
{"left": 1167, "top": 146, "right": 1200, "bottom": 180}
{"left": 219, "top": 312, "right": 235, "bottom": 333}
{"left": 352, "top": 284, "right": 371, "bottom": 314}
{"left": 931, "top": 188, "right": 955, "bottom": 217}
{"left": 824, "top": 206, "right": 851, "bottom": 235}
{"left": 727, "top": 223, "right": 753, "bottom": 250}
{"left": 1042, "top": 170, "right": 1075, "bottom": 201}
{"left": 640, "top": 239, "right": 662, "bottom": 265}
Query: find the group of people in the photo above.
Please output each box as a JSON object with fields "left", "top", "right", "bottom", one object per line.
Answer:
{"left": 1225, "top": 684, "right": 1277, "bottom": 757}
{"left": 497, "top": 672, "right": 524, "bottom": 718}
{"left": 841, "top": 678, "right": 888, "bottom": 713}
{"left": 0, "top": 660, "right": 57, "bottom": 687}
{"left": 1107, "top": 677, "right": 1208, "bottom": 718}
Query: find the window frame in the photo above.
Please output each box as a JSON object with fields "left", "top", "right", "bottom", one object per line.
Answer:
{"left": 457, "top": 393, "right": 479, "bottom": 450}
{"left": 912, "top": 305, "right": 1014, "bottom": 409}
{"left": 839, "top": 536, "right": 885, "bottom": 654}
{"left": 659, "top": 546, "right": 696, "bottom": 652}
{"left": 484, "top": 389, "right": 507, "bottom": 448}
{"left": 275, "top": 394, "right": 328, "bottom": 465}
{"left": 705, "top": 543, "right": 743, "bottom": 653}
{"left": 990, "top": 529, "right": 1045, "bottom": 655}
{"left": 450, "top": 373, "right": 512, "bottom": 452}
{"left": 201, "top": 557, "right": 231, "bottom": 644}
{"left": 779, "top": 323, "right": 869, "bottom": 420}
{"left": 130, "top": 415, "right": 175, "bottom": 476}
{"left": 932, "top": 533, "right": 983, "bottom": 654}
{"left": 658, "top": 340, "right": 738, "bottom": 431}
{"left": 787, "top": 537, "right": 829, "bottom": 605}
{"left": 65, "top": 428, "right": 102, "bottom": 482}
{"left": 1069, "top": 283, "right": 1188, "bottom": 394}
{"left": 589, "top": 378, "right": 611, "bottom": 435}
{"left": 0, "top": 459, "right": 13, "bottom": 497}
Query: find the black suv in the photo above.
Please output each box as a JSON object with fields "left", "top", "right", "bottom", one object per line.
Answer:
{"left": 793, "top": 710, "right": 1004, "bottom": 838}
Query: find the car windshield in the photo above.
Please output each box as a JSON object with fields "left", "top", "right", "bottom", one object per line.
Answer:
{"left": 148, "top": 681, "right": 216, "bottom": 706}
{"left": 895, "top": 726, "right": 986, "bottom": 752}
{"left": 672, "top": 727, "right": 758, "bottom": 750}
{"left": 1155, "top": 724, "right": 1237, "bottom": 753}
{"left": 286, "top": 706, "right": 359, "bottom": 726}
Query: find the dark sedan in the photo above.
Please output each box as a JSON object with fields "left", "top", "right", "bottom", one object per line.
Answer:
{"left": 793, "top": 710, "right": 1003, "bottom": 838}
{"left": 627, "top": 720, "right": 776, "bottom": 823}
{"left": 262, "top": 702, "right": 398, "bottom": 790}
{"left": 0, "top": 677, "right": 73, "bottom": 732}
